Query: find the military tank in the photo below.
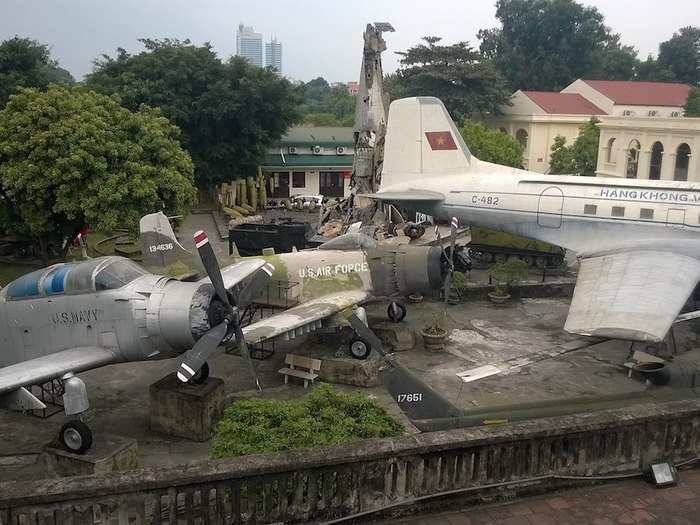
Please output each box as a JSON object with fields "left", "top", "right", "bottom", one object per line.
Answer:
{"left": 468, "top": 226, "right": 565, "bottom": 268}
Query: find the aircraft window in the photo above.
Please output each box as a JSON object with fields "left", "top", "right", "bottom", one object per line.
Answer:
{"left": 95, "top": 259, "right": 147, "bottom": 291}
{"left": 5, "top": 268, "right": 45, "bottom": 300}
{"left": 584, "top": 204, "right": 597, "bottom": 215}
{"left": 640, "top": 208, "right": 654, "bottom": 220}
{"left": 42, "top": 264, "right": 71, "bottom": 295}
{"left": 318, "top": 233, "right": 378, "bottom": 251}
{"left": 64, "top": 258, "right": 106, "bottom": 294}
{"left": 612, "top": 206, "right": 625, "bottom": 217}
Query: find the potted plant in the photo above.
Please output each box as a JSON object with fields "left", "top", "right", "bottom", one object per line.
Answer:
{"left": 488, "top": 258, "right": 528, "bottom": 304}
{"left": 447, "top": 271, "right": 469, "bottom": 304}
{"left": 420, "top": 312, "right": 449, "bottom": 351}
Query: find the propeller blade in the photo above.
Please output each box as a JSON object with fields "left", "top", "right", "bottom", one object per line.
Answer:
{"left": 193, "top": 230, "right": 230, "bottom": 307}
{"left": 232, "top": 315, "right": 262, "bottom": 391}
{"left": 177, "top": 321, "right": 228, "bottom": 382}
{"left": 231, "top": 262, "right": 274, "bottom": 307}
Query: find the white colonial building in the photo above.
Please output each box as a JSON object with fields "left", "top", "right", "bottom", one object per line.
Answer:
{"left": 488, "top": 79, "right": 695, "bottom": 178}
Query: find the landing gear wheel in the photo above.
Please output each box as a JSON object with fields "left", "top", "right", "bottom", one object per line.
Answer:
{"left": 387, "top": 302, "right": 407, "bottom": 323}
{"left": 190, "top": 362, "right": 210, "bottom": 384}
{"left": 349, "top": 336, "right": 372, "bottom": 360}
{"left": 59, "top": 420, "right": 93, "bottom": 454}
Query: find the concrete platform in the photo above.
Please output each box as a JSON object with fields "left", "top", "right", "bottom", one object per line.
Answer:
{"left": 41, "top": 433, "right": 137, "bottom": 478}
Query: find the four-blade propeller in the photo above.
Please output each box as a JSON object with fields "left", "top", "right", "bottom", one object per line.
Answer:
{"left": 176, "top": 230, "right": 273, "bottom": 391}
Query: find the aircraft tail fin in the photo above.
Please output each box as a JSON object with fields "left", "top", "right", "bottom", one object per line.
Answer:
{"left": 139, "top": 212, "right": 199, "bottom": 274}
{"left": 380, "top": 97, "right": 472, "bottom": 190}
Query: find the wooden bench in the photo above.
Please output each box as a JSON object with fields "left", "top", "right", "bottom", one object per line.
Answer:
{"left": 278, "top": 354, "right": 321, "bottom": 389}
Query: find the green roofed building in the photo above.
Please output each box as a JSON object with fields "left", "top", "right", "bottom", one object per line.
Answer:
{"left": 262, "top": 126, "right": 354, "bottom": 200}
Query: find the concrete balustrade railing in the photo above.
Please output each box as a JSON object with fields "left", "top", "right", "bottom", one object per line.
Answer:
{"left": 1, "top": 399, "right": 699, "bottom": 524}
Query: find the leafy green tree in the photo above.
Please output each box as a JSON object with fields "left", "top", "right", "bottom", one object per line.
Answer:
{"left": 549, "top": 135, "right": 576, "bottom": 174}
{"left": 459, "top": 120, "right": 523, "bottom": 168}
{"left": 0, "top": 85, "right": 197, "bottom": 262}
{"left": 0, "top": 37, "right": 73, "bottom": 106}
{"left": 479, "top": 0, "right": 638, "bottom": 91}
{"left": 685, "top": 88, "right": 700, "bottom": 117}
{"left": 302, "top": 113, "right": 343, "bottom": 126}
{"left": 86, "top": 39, "right": 300, "bottom": 187}
{"left": 657, "top": 27, "right": 700, "bottom": 86}
{"left": 392, "top": 36, "right": 510, "bottom": 120}
{"left": 635, "top": 55, "right": 675, "bottom": 82}
{"left": 548, "top": 119, "right": 600, "bottom": 176}
{"left": 298, "top": 79, "right": 355, "bottom": 125}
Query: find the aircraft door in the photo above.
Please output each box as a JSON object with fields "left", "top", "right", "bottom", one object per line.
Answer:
{"left": 537, "top": 187, "right": 564, "bottom": 228}
{"left": 666, "top": 208, "right": 686, "bottom": 229}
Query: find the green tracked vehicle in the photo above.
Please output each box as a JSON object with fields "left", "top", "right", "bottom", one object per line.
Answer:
{"left": 468, "top": 226, "right": 566, "bottom": 268}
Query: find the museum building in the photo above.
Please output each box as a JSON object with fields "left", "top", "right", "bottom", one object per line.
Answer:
{"left": 261, "top": 126, "right": 354, "bottom": 200}
{"left": 488, "top": 79, "right": 700, "bottom": 182}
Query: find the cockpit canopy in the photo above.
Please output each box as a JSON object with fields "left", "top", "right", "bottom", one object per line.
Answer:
{"left": 318, "top": 233, "right": 378, "bottom": 251}
{"left": 3, "top": 257, "right": 147, "bottom": 301}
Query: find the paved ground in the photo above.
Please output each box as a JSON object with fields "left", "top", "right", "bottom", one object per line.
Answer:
{"left": 378, "top": 467, "right": 700, "bottom": 525}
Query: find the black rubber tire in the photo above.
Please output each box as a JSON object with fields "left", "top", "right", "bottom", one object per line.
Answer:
{"left": 59, "top": 420, "right": 93, "bottom": 454}
{"left": 349, "top": 336, "right": 371, "bottom": 360}
{"left": 387, "top": 302, "right": 407, "bottom": 323}
{"left": 190, "top": 362, "right": 210, "bottom": 384}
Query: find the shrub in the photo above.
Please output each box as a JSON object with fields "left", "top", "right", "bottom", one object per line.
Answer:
{"left": 490, "top": 258, "right": 529, "bottom": 296}
{"left": 211, "top": 384, "right": 403, "bottom": 458}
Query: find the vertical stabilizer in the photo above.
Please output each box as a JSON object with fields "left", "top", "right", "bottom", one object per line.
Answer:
{"left": 139, "top": 212, "right": 200, "bottom": 276}
{"left": 380, "top": 97, "right": 472, "bottom": 190}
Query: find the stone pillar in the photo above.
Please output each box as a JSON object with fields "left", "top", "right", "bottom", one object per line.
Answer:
{"left": 149, "top": 374, "right": 225, "bottom": 442}
{"left": 638, "top": 150, "right": 651, "bottom": 180}
{"left": 664, "top": 153, "right": 677, "bottom": 181}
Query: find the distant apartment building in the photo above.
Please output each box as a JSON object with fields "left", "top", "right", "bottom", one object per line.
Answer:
{"left": 265, "top": 38, "right": 282, "bottom": 73}
{"left": 486, "top": 79, "right": 696, "bottom": 179}
{"left": 236, "top": 24, "right": 263, "bottom": 67}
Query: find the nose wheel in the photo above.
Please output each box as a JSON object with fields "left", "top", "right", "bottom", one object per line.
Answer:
{"left": 59, "top": 420, "right": 93, "bottom": 454}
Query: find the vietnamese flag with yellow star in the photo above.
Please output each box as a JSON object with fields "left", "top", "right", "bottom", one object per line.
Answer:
{"left": 425, "top": 131, "right": 457, "bottom": 150}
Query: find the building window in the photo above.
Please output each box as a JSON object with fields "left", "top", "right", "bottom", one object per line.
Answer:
{"left": 611, "top": 206, "right": 625, "bottom": 217}
{"left": 516, "top": 129, "right": 528, "bottom": 149}
{"left": 584, "top": 204, "right": 597, "bottom": 215}
{"left": 270, "top": 172, "right": 290, "bottom": 198}
{"left": 640, "top": 208, "right": 654, "bottom": 220}
{"left": 649, "top": 142, "right": 663, "bottom": 180}
{"left": 674, "top": 143, "right": 691, "bottom": 181}
{"left": 292, "top": 171, "right": 306, "bottom": 188}
{"left": 626, "top": 140, "right": 640, "bottom": 178}
{"left": 606, "top": 138, "right": 616, "bottom": 164}
{"left": 319, "top": 172, "right": 343, "bottom": 197}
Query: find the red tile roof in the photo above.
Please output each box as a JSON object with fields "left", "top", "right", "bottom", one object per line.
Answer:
{"left": 581, "top": 80, "right": 691, "bottom": 107}
{"left": 521, "top": 91, "right": 606, "bottom": 115}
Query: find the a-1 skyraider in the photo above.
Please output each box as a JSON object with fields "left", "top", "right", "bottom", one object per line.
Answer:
{"left": 0, "top": 220, "right": 446, "bottom": 453}
{"left": 369, "top": 96, "right": 700, "bottom": 345}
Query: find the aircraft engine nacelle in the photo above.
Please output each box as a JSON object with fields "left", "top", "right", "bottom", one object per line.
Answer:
{"left": 371, "top": 245, "right": 445, "bottom": 296}
{"left": 146, "top": 280, "right": 219, "bottom": 353}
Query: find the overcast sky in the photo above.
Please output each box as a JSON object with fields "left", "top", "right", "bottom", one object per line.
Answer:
{"left": 1, "top": 0, "right": 699, "bottom": 83}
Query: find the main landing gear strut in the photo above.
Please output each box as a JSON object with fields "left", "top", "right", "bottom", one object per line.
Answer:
{"left": 347, "top": 301, "right": 407, "bottom": 360}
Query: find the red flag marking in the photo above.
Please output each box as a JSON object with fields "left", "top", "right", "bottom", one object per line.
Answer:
{"left": 425, "top": 131, "right": 457, "bottom": 151}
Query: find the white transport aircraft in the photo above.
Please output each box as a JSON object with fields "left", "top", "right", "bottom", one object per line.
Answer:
{"left": 369, "top": 96, "right": 700, "bottom": 343}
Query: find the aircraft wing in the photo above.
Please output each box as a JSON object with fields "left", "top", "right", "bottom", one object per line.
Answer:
{"left": 564, "top": 250, "right": 700, "bottom": 342}
{"left": 242, "top": 290, "right": 371, "bottom": 345}
{"left": 360, "top": 190, "right": 445, "bottom": 202}
{"left": 199, "top": 259, "right": 271, "bottom": 291}
{"left": 0, "top": 347, "right": 119, "bottom": 396}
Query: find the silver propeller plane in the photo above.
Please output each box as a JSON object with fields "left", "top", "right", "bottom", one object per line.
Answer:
{"left": 1, "top": 216, "right": 446, "bottom": 453}
{"left": 369, "top": 96, "right": 700, "bottom": 345}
